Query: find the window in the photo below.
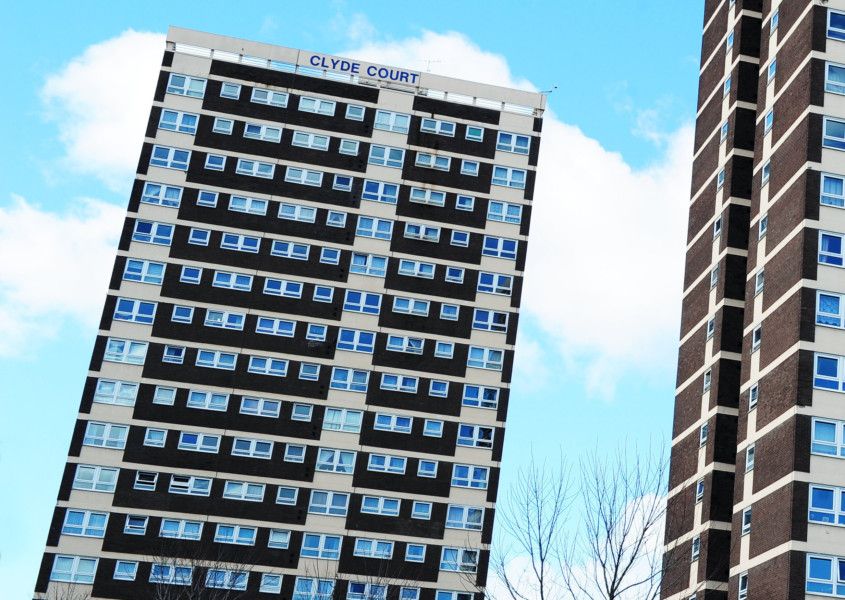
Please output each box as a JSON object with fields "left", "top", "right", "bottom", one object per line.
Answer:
{"left": 441, "top": 303, "right": 460, "bottom": 320}
{"left": 452, "top": 464, "right": 489, "bottom": 489}
{"left": 134, "top": 471, "right": 158, "bottom": 491}
{"left": 123, "top": 259, "right": 164, "bottom": 285}
{"left": 416, "top": 153, "right": 451, "bottom": 170}
{"left": 104, "top": 338, "right": 147, "bottom": 365}
{"left": 309, "top": 490, "right": 350, "bottom": 516}
{"left": 316, "top": 447, "right": 356, "bottom": 473}
{"left": 220, "top": 82, "right": 241, "bottom": 99}
{"left": 212, "top": 523, "right": 257, "bottom": 547}
{"left": 306, "top": 324, "right": 327, "bottom": 341}
{"left": 356, "top": 216, "right": 393, "bottom": 240}
{"left": 723, "top": 76, "right": 731, "bottom": 97}
{"left": 751, "top": 326, "right": 762, "bottom": 351}
{"left": 822, "top": 173, "right": 845, "bottom": 207}
{"left": 374, "top": 413, "right": 413, "bottom": 434}
{"left": 691, "top": 535, "right": 701, "bottom": 561}
{"left": 292, "top": 403, "right": 313, "bottom": 421}
{"left": 244, "top": 122, "right": 282, "bottom": 142}
{"left": 327, "top": 210, "right": 347, "bottom": 227}
{"left": 451, "top": 230, "right": 470, "bottom": 247}
{"left": 300, "top": 363, "right": 321, "bottom": 380}
{"left": 132, "top": 220, "right": 173, "bottom": 245}
{"left": 339, "top": 139, "right": 359, "bottom": 155}
{"left": 299, "top": 96, "right": 336, "bottom": 115}
{"left": 393, "top": 297, "right": 429, "bottom": 316}
{"left": 93, "top": 379, "right": 138, "bottom": 406}
{"left": 825, "top": 117, "right": 845, "bottom": 150}
{"left": 463, "top": 385, "right": 499, "bottom": 409}
{"left": 150, "top": 563, "right": 192, "bottom": 585}
{"left": 204, "top": 309, "right": 245, "bottom": 330}
{"left": 196, "top": 190, "right": 217, "bottom": 207}
{"left": 435, "top": 341, "right": 454, "bottom": 358}
{"left": 239, "top": 396, "right": 281, "bottom": 418}
{"left": 213, "top": 270, "right": 253, "bottom": 291}
{"left": 261, "top": 574, "right": 282, "bottom": 593}
{"left": 753, "top": 269, "right": 765, "bottom": 295}
{"left": 829, "top": 9, "right": 845, "bottom": 40}
{"left": 440, "top": 548, "right": 478, "bottom": 572}
{"left": 294, "top": 578, "right": 334, "bottom": 600}
{"left": 232, "top": 437, "right": 273, "bottom": 459}
{"left": 374, "top": 109, "right": 410, "bottom": 133}
{"left": 188, "top": 227, "right": 210, "bottom": 246}
{"left": 149, "top": 145, "right": 190, "bottom": 171}
{"left": 187, "top": 389, "right": 228, "bottom": 411}
{"left": 421, "top": 118, "right": 456, "bottom": 136}
{"left": 160, "top": 518, "right": 202, "bottom": 540}
{"left": 726, "top": 31, "right": 734, "bottom": 51}
{"left": 229, "top": 194, "right": 268, "bottom": 215}
{"left": 771, "top": 8, "right": 779, "bottom": 32}
{"left": 178, "top": 432, "right": 220, "bottom": 453}
{"left": 437, "top": 592, "right": 472, "bottom": 600}
{"left": 62, "top": 510, "right": 108, "bottom": 537}
{"left": 120, "top": 514, "right": 146, "bottom": 536}
{"left": 292, "top": 130, "right": 330, "bottom": 150}
{"left": 114, "top": 561, "right": 138, "bottom": 581}
{"left": 212, "top": 118, "right": 233, "bottom": 134}
{"left": 716, "top": 169, "right": 726, "bottom": 189}
{"left": 236, "top": 158, "right": 275, "bottom": 178}
{"left": 361, "top": 495, "right": 401, "bottom": 516}
{"left": 759, "top": 214, "right": 768, "bottom": 238}
{"left": 150, "top": 386, "right": 175, "bottom": 407}
{"left": 703, "top": 370, "right": 712, "bottom": 392}
{"left": 767, "top": 59, "right": 777, "bottom": 82}
{"left": 466, "top": 126, "right": 484, "bottom": 141}
{"left": 410, "top": 187, "right": 447, "bottom": 207}
{"left": 166, "top": 73, "right": 206, "bottom": 98}
{"left": 446, "top": 505, "right": 484, "bottom": 530}
{"left": 251, "top": 88, "right": 288, "bottom": 106}
{"left": 761, "top": 160, "right": 771, "bottom": 185}
{"left": 369, "top": 145, "right": 405, "bottom": 168}
{"left": 349, "top": 583, "right": 387, "bottom": 600}
{"left": 458, "top": 424, "right": 494, "bottom": 448}
{"left": 478, "top": 271, "right": 513, "bottom": 295}
{"left": 171, "top": 305, "right": 194, "bottom": 324}
{"left": 820, "top": 232, "right": 845, "bottom": 266}
{"left": 808, "top": 485, "right": 845, "bottom": 525}
{"left": 335, "top": 174, "right": 353, "bottom": 191}
{"left": 710, "top": 265, "right": 720, "bottom": 289}
{"left": 206, "top": 570, "right": 248, "bottom": 591}
{"left": 73, "top": 465, "right": 118, "bottom": 492}
{"left": 180, "top": 266, "right": 202, "bottom": 284}
{"left": 488, "top": 200, "right": 523, "bottom": 224}
{"left": 473, "top": 309, "right": 509, "bottom": 333}
{"left": 362, "top": 180, "right": 399, "bottom": 204}
{"left": 248, "top": 356, "right": 288, "bottom": 376}
{"left": 346, "top": 104, "right": 365, "bottom": 120}
{"left": 497, "top": 131, "right": 531, "bottom": 154}
{"left": 256, "top": 317, "right": 296, "bottom": 338}
{"left": 381, "top": 373, "right": 419, "bottom": 393}
{"left": 745, "top": 443, "right": 756, "bottom": 472}
{"left": 223, "top": 481, "right": 265, "bottom": 502}
{"left": 196, "top": 349, "right": 237, "bottom": 370}
{"left": 158, "top": 109, "right": 198, "bottom": 134}
{"left": 144, "top": 428, "right": 166, "bottom": 448}
{"left": 354, "top": 538, "right": 393, "bottom": 559}
{"left": 50, "top": 555, "right": 98, "bottom": 584}
{"left": 695, "top": 479, "right": 705, "bottom": 503}
{"left": 749, "top": 383, "right": 759, "bottom": 409}
{"left": 815, "top": 354, "right": 845, "bottom": 392}
{"left": 699, "top": 423, "right": 709, "bottom": 447}
{"left": 344, "top": 290, "right": 382, "bottom": 314}
{"left": 492, "top": 165, "right": 526, "bottom": 189}
{"left": 430, "top": 380, "right": 450, "bottom": 397}
{"left": 277, "top": 486, "right": 299, "bottom": 504}
{"left": 368, "top": 453, "right": 406, "bottom": 474}
{"left": 398, "top": 259, "right": 435, "bottom": 279}
{"left": 269, "top": 529, "right": 291, "bottom": 549}
{"left": 141, "top": 182, "right": 182, "bottom": 207}
{"left": 284, "top": 445, "right": 306, "bottom": 463}
{"left": 301, "top": 533, "right": 342, "bottom": 559}
{"left": 741, "top": 506, "right": 752, "bottom": 534}
{"left": 221, "top": 232, "right": 260, "bottom": 253}
{"left": 806, "top": 555, "right": 845, "bottom": 596}
{"left": 350, "top": 253, "right": 388, "bottom": 277}
{"left": 321, "top": 247, "right": 341, "bottom": 265}
{"left": 338, "top": 328, "right": 376, "bottom": 353}
{"left": 468, "top": 346, "right": 504, "bottom": 370}
{"left": 331, "top": 367, "right": 369, "bottom": 392}
{"left": 828, "top": 64, "right": 845, "bottom": 97}
{"left": 720, "top": 121, "right": 729, "bottom": 143}
{"left": 818, "top": 291, "right": 845, "bottom": 328}
{"left": 412, "top": 501, "right": 432, "bottom": 520}
{"left": 405, "top": 222, "right": 440, "bottom": 242}
{"left": 418, "top": 460, "right": 438, "bottom": 477}
{"left": 83, "top": 422, "right": 128, "bottom": 449}
{"left": 764, "top": 110, "right": 774, "bottom": 133}
{"left": 161, "top": 346, "right": 185, "bottom": 365}
{"left": 386, "top": 335, "right": 424, "bottom": 354}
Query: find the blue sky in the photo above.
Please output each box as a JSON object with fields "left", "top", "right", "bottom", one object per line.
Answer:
{"left": 0, "top": 1, "right": 703, "bottom": 595}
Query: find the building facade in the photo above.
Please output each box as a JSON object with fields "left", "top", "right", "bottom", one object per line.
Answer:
{"left": 664, "top": 1, "right": 845, "bottom": 599}
{"left": 34, "top": 27, "right": 545, "bottom": 599}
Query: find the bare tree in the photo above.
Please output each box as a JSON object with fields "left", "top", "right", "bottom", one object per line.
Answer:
{"left": 42, "top": 582, "right": 91, "bottom": 600}
{"left": 491, "top": 445, "right": 693, "bottom": 600}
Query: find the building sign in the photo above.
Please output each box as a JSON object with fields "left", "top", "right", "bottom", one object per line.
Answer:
{"left": 308, "top": 54, "right": 420, "bottom": 85}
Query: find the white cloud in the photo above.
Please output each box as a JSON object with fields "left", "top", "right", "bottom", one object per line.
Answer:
{"left": 41, "top": 29, "right": 165, "bottom": 190}
{"left": 0, "top": 196, "right": 124, "bottom": 357}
